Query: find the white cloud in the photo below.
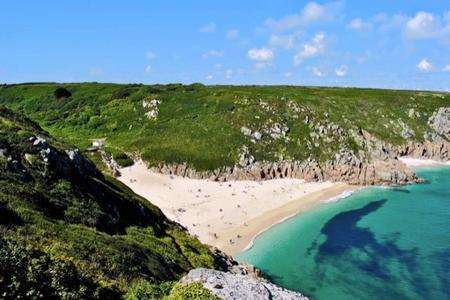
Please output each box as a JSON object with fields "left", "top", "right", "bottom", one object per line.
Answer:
{"left": 402, "top": 11, "right": 450, "bottom": 42}
{"left": 226, "top": 29, "right": 239, "bottom": 40}
{"left": 265, "top": 1, "right": 343, "bottom": 31}
{"left": 443, "top": 65, "right": 450, "bottom": 72}
{"left": 284, "top": 72, "right": 293, "bottom": 78}
{"left": 405, "top": 12, "right": 440, "bottom": 39}
{"left": 199, "top": 22, "right": 216, "bottom": 33}
{"left": 89, "top": 67, "right": 103, "bottom": 76}
{"left": 248, "top": 48, "right": 275, "bottom": 62}
{"left": 335, "top": 65, "right": 348, "bottom": 77}
{"left": 145, "top": 65, "right": 152, "bottom": 73}
{"left": 205, "top": 74, "right": 214, "bottom": 80}
{"left": 312, "top": 67, "right": 325, "bottom": 77}
{"left": 347, "top": 18, "right": 372, "bottom": 31}
{"left": 145, "top": 51, "right": 156, "bottom": 60}
{"left": 417, "top": 58, "right": 433, "bottom": 72}
{"left": 269, "top": 34, "right": 297, "bottom": 49}
{"left": 202, "top": 50, "right": 224, "bottom": 59}
{"left": 293, "top": 32, "right": 325, "bottom": 65}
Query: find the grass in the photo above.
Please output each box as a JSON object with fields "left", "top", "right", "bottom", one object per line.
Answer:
{"left": 0, "top": 106, "right": 221, "bottom": 298}
{"left": 0, "top": 83, "right": 448, "bottom": 172}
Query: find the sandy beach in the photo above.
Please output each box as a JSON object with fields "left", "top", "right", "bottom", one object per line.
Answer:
{"left": 118, "top": 161, "right": 357, "bottom": 255}
{"left": 399, "top": 157, "right": 450, "bottom": 167}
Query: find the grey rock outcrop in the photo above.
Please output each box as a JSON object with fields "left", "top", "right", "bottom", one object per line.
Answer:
{"left": 148, "top": 157, "right": 418, "bottom": 185}
{"left": 131, "top": 107, "right": 450, "bottom": 186}
{"left": 26, "top": 135, "right": 100, "bottom": 179}
{"left": 180, "top": 268, "right": 308, "bottom": 300}
{"left": 429, "top": 107, "right": 450, "bottom": 139}
{"left": 100, "top": 150, "right": 121, "bottom": 177}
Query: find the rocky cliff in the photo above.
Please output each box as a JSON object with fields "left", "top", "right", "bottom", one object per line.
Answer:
{"left": 136, "top": 106, "right": 449, "bottom": 185}
{"left": 180, "top": 268, "right": 308, "bottom": 300}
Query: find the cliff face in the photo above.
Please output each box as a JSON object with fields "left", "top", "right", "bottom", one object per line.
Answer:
{"left": 139, "top": 107, "right": 449, "bottom": 185}
{"left": 1, "top": 84, "right": 448, "bottom": 186}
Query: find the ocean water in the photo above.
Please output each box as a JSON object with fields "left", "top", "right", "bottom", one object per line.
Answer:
{"left": 237, "top": 167, "right": 450, "bottom": 299}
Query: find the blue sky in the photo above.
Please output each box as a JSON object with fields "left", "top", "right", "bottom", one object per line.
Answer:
{"left": 1, "top": 1, "right": 449, "bottom": 90}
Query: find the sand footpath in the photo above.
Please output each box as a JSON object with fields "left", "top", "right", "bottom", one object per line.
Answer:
{"left": 118, "top": 161, "right": 357, "bottom": 255}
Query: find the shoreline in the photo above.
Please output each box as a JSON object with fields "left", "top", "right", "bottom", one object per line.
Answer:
{"left": 216, "top": 184, "right": 359, "bottom": 255}
{"left": 399, "top": 156, "right": 450, "bottom": 167}
{"left": 118, "top": 160, "right": 359, "bottom": 256}
{"left": 117, "top": 157, "right": 448, "bottom": 256}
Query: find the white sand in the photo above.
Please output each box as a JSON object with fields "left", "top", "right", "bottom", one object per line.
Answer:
{"left": 118, "top": 160, "right": 356, "bottom": 255}
{"left": 399, "top": 157, "right": 450, "bottom": 167}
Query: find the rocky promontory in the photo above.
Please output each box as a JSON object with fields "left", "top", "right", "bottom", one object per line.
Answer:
{"left": 180, "top": 268, "right": 308, "bottom": 300}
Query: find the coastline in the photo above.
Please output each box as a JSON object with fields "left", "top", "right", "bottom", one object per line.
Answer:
{"left": 217, "top": 184, "right": 359, "bottom": 255}
{"left": 399, "top": 156, "right": 450, "bottom": 167}
{"left": 118, "top": 160, "right": 358, "bottom": 256}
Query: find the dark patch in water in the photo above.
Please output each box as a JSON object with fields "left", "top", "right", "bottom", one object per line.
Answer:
{"left": 316, "top": 199, "right": 387, "bottom": 258}
{"left": 309, "top": 199, "right": 432, "bottom": 298}
{"left": 432, "top": 248, "right": 450, "bottom": 297}
{"left": 390, "top": 188, "right": 410, "bottom": 194}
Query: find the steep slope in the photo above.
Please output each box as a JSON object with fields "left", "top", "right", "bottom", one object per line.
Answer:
{"left": 0, "top": 106, "right": 224, "bottom": 298}
{"left": 0, "top": 83, "right": 448, "bottom": 185}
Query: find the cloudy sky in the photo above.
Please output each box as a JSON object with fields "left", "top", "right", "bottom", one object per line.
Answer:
{"left": 1, "top": 1, "right": 449, "bottom": 90}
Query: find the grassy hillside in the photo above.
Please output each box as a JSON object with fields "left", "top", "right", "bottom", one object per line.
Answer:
{"left": 0, "top": 106, "right": 221, "bottom": 298}
{"left": 0, "top": 83, "right": 448, "bottom": 171}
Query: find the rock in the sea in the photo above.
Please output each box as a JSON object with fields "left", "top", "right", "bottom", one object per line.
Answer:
{"left": 429, "top": 107, "right": 450, "bottom": 139}
{"left": 180, "top": 268, "right": 308, "bottom": 300}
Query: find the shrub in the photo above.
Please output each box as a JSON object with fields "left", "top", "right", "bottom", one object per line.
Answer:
{"left": 0, "top": 238, "right": 112, "bottom": 299}
{"left": 168, "top": 282, "right": 218, "bottom": 300}
{"left": 111, "top": 87, "right": 132, "bottom": 99}
{"left": 125, "top": 280, "right": 174, "bottom": 300}
{"left": 49, "top": 180, "right": 73, "bottom": 211}
{"left": 54, "top": 87, "right": 72, "bottom": 99}
{"left": 65, "top": 198, "right": 103, "bottom": 227}
{"left": 105, "top": 147, "right": 134, "bottom": 167}
{"left": 185, "top": 83, "right": 205, "bottom": 91}
{"left": 87, "top": 116, "right": 104, "bottom": 129}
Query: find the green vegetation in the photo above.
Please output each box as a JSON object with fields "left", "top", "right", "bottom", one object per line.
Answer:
{"left": 0, "top": 106, "right": 221, "bottom": 298}
{"left": 0, "top": 83, "right": 448, "bottom": 171}
{"left": 166, "top": 282, "right": 219, "bottom": 300}
{"left": 105, "top": 146, "right": 134, "bottom": 167}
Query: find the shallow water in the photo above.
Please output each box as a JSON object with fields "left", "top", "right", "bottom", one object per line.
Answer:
{"left": 237, "top": 167, "right": 450, "bottom": 299}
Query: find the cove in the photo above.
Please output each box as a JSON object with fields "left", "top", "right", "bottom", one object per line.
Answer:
{"left": 237, "top": 167, "right": 450, "bottom": 299}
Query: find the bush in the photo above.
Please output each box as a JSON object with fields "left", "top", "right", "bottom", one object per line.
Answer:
{"left": 111, "top": 87, "right": 132, "bottom": 99}
{"left": 105, "top": 147, "right": 134, "bottom": 168}
{"left": 87, "top": 116, "right": 104, "bottom": 129}
{"left": 185, "top": 83, "right": 205, "bottom": 91}
{"left": 0, "top": 238, "right": 113, "bottom": 299}
{"left": 54, "top": 87, "right": 72, "bottom": 99}
{"left": 125, "top": 280, "right": 174, "bottom": 300}
{"left": 49, "top": 180, "right": 73, "bottom": 211}
{"left": 168, "top": 282, "right": 218, "bottom": 300}
{"left": 65, "top": 198, "right": 103, "bottom": 227}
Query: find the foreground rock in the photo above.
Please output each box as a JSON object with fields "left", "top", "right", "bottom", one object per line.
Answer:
{"left": 180, "top": 268, "right": 308, "bottom": 300}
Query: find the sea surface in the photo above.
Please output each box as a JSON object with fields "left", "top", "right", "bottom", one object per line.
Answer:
{"left": 237, "top": 167, "right": 450, "bottom": 299}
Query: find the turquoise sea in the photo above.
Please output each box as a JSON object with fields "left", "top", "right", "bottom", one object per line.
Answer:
{"left": 237, "top": 167, "right": 450, "bottom": 299}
